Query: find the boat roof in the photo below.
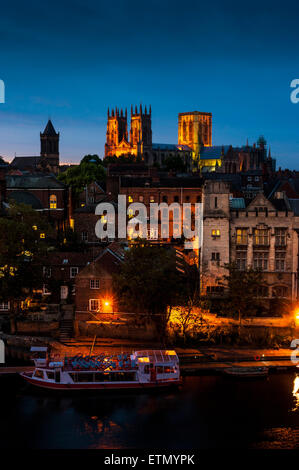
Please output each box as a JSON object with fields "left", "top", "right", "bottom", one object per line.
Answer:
{"left": 133, "top": 350, "right": 179, "bottom": 363}
{"left": 30, "top": 346, "right": 48, "bottom": 352}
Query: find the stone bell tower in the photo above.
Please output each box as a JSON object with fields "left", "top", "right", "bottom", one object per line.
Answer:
{"left": 40, "top": 119, "right": 60, "bottom": 174}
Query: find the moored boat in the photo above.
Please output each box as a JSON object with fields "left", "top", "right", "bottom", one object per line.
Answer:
{"left": 20, "top": 348, "right": 181, "bottom": 391}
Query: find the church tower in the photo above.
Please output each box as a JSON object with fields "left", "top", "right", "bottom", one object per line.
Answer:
{"left": 105, "top": 107, "right": 128, "bottom": 157}
{"left": 130, "top": 105, "right": 152, "bottom": 155}
{"left": 178, "top": 111, "right": 212, "bottom": 157}
{"left": 40, "top": 120, "right": 59, "bottom": 173}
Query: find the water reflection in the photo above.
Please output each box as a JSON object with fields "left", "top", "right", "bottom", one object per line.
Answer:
{"left": 292, "top": 375, "right": 299, "bottom": 411}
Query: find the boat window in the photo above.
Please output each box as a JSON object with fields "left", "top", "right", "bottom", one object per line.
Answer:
{"left": 76, "top": 373, "right": 93, "bottom": 383}
{"left": 156, "top": 366, "right": 164, "bottom": 374}
{"left": 55, "top": 371, "right": 61, "bottom": 383}
{"left": 34, "top": 369, "right": 44, "bottom": 379}
{"left": 144, "top": 365, "right": 150, "bottom": 374}
{"left": 46, "top": 371, "right": 55, "bottom": 380}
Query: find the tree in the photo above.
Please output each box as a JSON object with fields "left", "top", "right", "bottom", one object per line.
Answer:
{"left": 218, "top": 263, "right": 265, "bottom": 324}
{"left": 0, "top": 203, "right": 55, "bottom": 322}
{"left": 113, "top": 241, "right": 184, "bottom": 316}
{"left": 164, "top": 155, "right": 186, "bottom": 173}
{"left": 58, "top": 159, "right": 106, "bottom": 196}
{"left": 103, "top": 154, "right": 142, "bottom": 167}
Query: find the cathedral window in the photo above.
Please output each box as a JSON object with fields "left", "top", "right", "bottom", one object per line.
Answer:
{"left": 183, "top": 121, "right": 187, "bottom": 141}
{"left": 49, "top": 194, "right": 57, "bottom": 209}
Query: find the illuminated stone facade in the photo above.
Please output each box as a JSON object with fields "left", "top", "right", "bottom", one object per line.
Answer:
{"left": 178, "top": 111, "right": 212, "bottom": 159}
{"left": 105, "top": 105, "right": 152, "bottom": 158}
{"left": 201, "top": 180, "right": 299, "bottom": 309}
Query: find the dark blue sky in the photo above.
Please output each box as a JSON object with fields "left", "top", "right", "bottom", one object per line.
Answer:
{"left": 0, "top": 0, "right": 299, "bottom": 167}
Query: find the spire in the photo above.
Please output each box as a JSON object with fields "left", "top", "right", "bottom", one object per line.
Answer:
{"left": 107, "top": 107, "right": 110, "bottom": 118}
{"left": 131, "top": 105, "right": 133, "bottom": 115}
{"left": 121, "top": 108, "right": 123, "bottom": 117}
{"left": 125, "top": 108, "right": 127, "bottom": 118}
{"left": 112, "top": 109, "right": 115, "bottom": 117}
{"left": 140, "top": 103, "right": 142, "bottom": 114}
{"left": 246, "top": 138, "right": 249, "bottom": 147}
{"left": 149, "top": 105, "right": 152, "bottom": 115}
{"left": 135, "top": 105, "right": 137, "bottom": 114}
{"left": 42, "top": 119, "right": 57, "bottom": 136}
{"left": 268, "top": 146, "right": 271, "bottom": 159}
{"left": 145, "top": 105, "right": 147, "bottom": 114}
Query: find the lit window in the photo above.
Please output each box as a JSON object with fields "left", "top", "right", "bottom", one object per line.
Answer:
{"left": 90, "top": 279, "right": 100, "bottom": 289}
{"left": 236, "top": 228, "right": 248, "bottom": 245}
{"left": 150, "top": 195, "right": 155, "bottom": 203}
{"left": 70, "top": 267, "right": 79, "bottom": 278}
{"left": 254, "top": 229, "right": 269, "bottom": 246}
{"left": 138, "top": 195, "right": 144, "bottom": 202}
{"left": 32, "top": 225, "right": 37, "bottom": 231}
{"left": 128, "top": 196, "right": 133, "bottom": 203}
{"left": 49, "top": 194, "right": 57, "bottom": 209}
{"left": 211, "top": 229, "right": 220, "bottom": 238}
{"left": 40, "top": 233, "right": 45, "bottom": 239}
{"left": 89, "top": 299, "right": 100, "bottom": 311}
{"left": 0, "top": 301, "right": 9, "bottom": 311}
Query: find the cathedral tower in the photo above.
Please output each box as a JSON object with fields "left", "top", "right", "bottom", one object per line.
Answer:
{"left": 178, "top": 111, "right": 212, "bottom": 158}
{"left": 130, "top": 104, "right": 152, "bottom": 155}
{"left": 40, "top": 120, "right": 59, "bottom": 173}
{"left": 105, "top": 107, "right": 128, "bottom": 157}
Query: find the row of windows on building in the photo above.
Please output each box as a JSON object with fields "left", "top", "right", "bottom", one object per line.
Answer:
{"left": 127, "top": 195, "right": 201, "bottom": 204}
{"left": 211, "top": 250, "right": 287, "bottom": 272}
{"left": 206, "top": 285, "right": 289, "bottom": 297}
{"left": 211, "top": 228, "right": 288, "bottom": 246}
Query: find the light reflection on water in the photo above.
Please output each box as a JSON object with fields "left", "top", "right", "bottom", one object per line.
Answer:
{"left": 1, "top": 373, "right": 299, "bottom": 449}
{"left": 292, "top": 375, "right": 299, "bottom": 411}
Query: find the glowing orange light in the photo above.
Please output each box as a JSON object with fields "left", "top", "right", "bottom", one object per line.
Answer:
{"left": 104, "top": 301, "right": 109, "bottom": 307}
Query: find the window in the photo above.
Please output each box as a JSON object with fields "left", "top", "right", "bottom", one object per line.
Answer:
{"left": 43, "top": 266, "right": 51, "bottom": 278}
{"left": 138, "top": 195, "right": 144, "bottom": 202}
{"left": 174, "top": 195, "right": 179, "bottom": 203}
{"left": 196, "top": 196, "right": 201, "bottom": 203}
{"left": 162, "top": 195, "right": 168, "bottom": 203}
{"left": 206, "top": 286, "right": 224, "bottom": 294}
{"left": 214, "top": 197, "right": 218, "bottom": 208}
{"left": 254, "top": 228, "right": 269, "bottom": 246}
{"left": 236, "top": 251, "right": 247, "bottom": 270}
{"left": 89, "top": 299, "right": 100, "bottom": 311}
{"left": 0, "top": 301, "right": 9, "bottom": 311}
{"left": 81, "top": 231, "right": 88, "bottom": 242}
{"left": 255, "top": 176, "right": 260, "bottom": 182}
{"left": 90, "top": 279, "right": 100, "bottom": 289}
{"left": 128, "top": 196, "right": 133, "bottom": 203}
{"left": 150, "top": 195, "right": 155, "bottom": 203}
{"left": 272, "top": 286, "right": 288, "bottom": 297}
{"left": 49, "top": 194, "right": 57, "bottom": 209}
{"left": 236, "top": 228, "right": 248, "bottom": 245}
{"left": 70, "top": 267, "right": 79, "bottom": 278}
{"left": 253, "top": 251, "right": 268, "bottom": 270}
{"left": 211, "top": 229, "right": 220, "bottom": 238}
{"left": 275, "top": 252, "right": 285, "bottom": 271}
{"left": 275, "top": 228, "right": 286, "bottom": 246}
{"left": 258, "top": 286, "right": 269, "bottom": 297}
{"left": 211, "top": 252, "right": 220, "bottom": 261}
{"left": 185, "top": 195, "right": 190, "bottom": 203}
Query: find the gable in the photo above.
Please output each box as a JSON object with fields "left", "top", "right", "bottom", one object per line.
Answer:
{"left": 246, "top": 192, "right": 276, "bottom": 212}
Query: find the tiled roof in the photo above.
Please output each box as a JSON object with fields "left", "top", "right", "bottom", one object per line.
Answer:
{"left": 6, "top": 174, "right": 65, "bottom": 189}
{"left": 199, "top": 145, "right": 231, "bottom": 160}
{"left": 289, "top": 199, "right": 299, "bottom": 215}
{"left": 11, "top": 156, "right": 41, "bottom": 170}
{"left": 43, "top": 249, "right": 103, "bottom": 267}
{"left": 8, "top": 191, "right": 44, "bottom": 209}
{"left": 42, "top": 120, "right": 58, "bottom": 136}
{"left": 230, "top": 198, "right": 245, "bottom": 209}
{"left": 152, "top": 143, "right": 192, "bottom": 151}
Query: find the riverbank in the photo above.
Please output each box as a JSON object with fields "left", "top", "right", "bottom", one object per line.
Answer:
{"left": 1, "top": 333, "right": 298, "bottom": 376}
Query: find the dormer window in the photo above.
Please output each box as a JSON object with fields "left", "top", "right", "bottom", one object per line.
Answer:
{"left": 49, "top": 194, "right": 57, "bottom": 209}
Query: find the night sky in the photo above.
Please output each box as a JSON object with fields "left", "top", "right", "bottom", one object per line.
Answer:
{"left": 0, "top": 0, "right": 299, "bottom": 167}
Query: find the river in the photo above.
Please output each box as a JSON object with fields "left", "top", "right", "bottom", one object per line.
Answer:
{"left": 0, "top": 372, "right": 299, "bottom": 449}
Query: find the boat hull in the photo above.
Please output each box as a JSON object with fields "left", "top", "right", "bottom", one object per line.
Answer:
{"left": 20, "top": 372, "right": 182, "bottom": 391}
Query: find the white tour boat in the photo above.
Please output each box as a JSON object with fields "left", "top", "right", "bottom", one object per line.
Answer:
{"left": 20, "top": 347, "right": 181, "bottom": 391}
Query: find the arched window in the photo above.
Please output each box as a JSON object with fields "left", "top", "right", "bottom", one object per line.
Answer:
{"left": 49, "top": 194, "right": 57, "bottom": 209}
